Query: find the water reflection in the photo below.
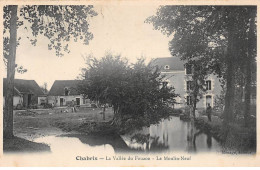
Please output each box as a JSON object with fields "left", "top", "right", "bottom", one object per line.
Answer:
{"left": 34, "top": 116, "right": 220, "bottom": 154}
{"left": 122, "top": 116, "right": 220, "bottom": 153}
{"left": 34, "top": 135, "right": 116, "bottom": 155}
{"left": 207, "top": 133, "right": 212, "bottom": 149}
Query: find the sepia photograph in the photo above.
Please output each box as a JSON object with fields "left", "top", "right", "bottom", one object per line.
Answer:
{"left": 0, "top": 0, "right": 259, "bottom": 167}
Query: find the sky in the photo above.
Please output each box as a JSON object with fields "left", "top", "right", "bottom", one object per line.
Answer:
{"left": 3, "top": 5, "right": 172, "bottom": 90}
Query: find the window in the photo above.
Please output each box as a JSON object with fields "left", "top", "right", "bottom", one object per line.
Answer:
{"left": 206, "top": 95, "right": 212, "bottom": 107}
{"left": 187, "top": 81, "right": 193, "bottom": 91}
{"left": 64, "top": 87, "right": 69, "bottom": 96}
{"left": 206, "top": 80, "right": 211, "bottom": 90}
{"left": 186, "top": 64, "right": 192, "bottom": 74}
{"left": 187, "top": 96, "right": 192, "bottom": 105}
{"left": 76, "top": 98, "right": 80, "bottom": 105}
{"left": 40, "top": 99, "right": 45, "bottom": 105}
{"left": 164, "top": 65, "right": 170, "bottom": 70}
{"left": 60, "top": 98, "right": 64, "bottom": 106}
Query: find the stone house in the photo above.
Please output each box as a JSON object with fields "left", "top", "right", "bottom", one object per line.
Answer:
{"left": 47, "top": 80, "right": 91, "bottom": 107}
{"left": 3, "top": 78, "right": 44, "bottom": 108}
{"left": 150, "top": 57, "right": 222, "bottom": 110}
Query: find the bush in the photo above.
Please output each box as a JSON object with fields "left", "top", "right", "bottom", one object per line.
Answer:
{"left": 15, "top": 104, "right": 23, "bottom": 110}
{"left": 43, "top": 103, "right": 53, "bottom": 109}
{"left": 184, "top": 106, "right": 192, "bottom": 115}
{"left": 28, "top": 104, "right": 38, "bottom": 109}
{"left": 91, "top": 103, "right": 98, "bottom": 108}
{"left": 222, "top": 124, "right": 256, "bottom": 153}
{"left": 172, "top": 108, "right": 183, "bottom": 115}
{"left": 199, "top": 109, "right": 206, "bottom": 116}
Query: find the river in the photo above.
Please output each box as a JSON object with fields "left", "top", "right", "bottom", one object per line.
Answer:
{"left": 34, "top": 116, "right": 221, "bottom": 154}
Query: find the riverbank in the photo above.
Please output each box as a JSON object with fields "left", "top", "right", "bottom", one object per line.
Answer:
{"left": 4, "top": 108, "right": 114, "bottom": 152}
{"left": 4, "top": 136, "right": 51, "bottom": 153}
{"left": 5, "top": 108, "right": 256, "bottom": 154}
{"left": 194, "top": 116, "right": 256, "bottom": 154}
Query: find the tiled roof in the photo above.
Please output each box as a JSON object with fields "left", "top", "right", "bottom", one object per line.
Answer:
{"left": 3, "top": 78, "right": 44, "bottom": 96}
{"left": 150, "top": 57, "right": 185, "bottom": 71}
{"left": 48, "top": 80, "right": 81, "bottom": 96}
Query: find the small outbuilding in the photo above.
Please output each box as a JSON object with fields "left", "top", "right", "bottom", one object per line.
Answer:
{"left": 3, "top": 78, "right": 44, "bottom": 109}
{"left": 48, "top": 80, "right": 91, "bottom": 107}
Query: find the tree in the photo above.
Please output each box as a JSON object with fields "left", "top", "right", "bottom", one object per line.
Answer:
{"left": 146, "top": 6, "right": 256, "bottom": 126}
{"left": 4, "top": 6, "right": 18, "bottom": 139}
{"left": 3, "top": 5, "right": 97, "bottom": 138}
{"left": 78, "top": 54, "right": 177, "bottom": 129}
{"left": 40, "top": 82, "right": 48, "bottom": 94}
{"left": 146, "top": 6, "right": 223, "bottom": 119}
{"left": 78, "top": 53, "right": 129, "bottom": 109}
{"left": 244, "top": 8, "right": 257, "bottom": 127}
{"left": 78, "top": 53, "right": 130, "bottom": 122}
{"left": 186, "top": 60, "right": 209, "bottom": 118}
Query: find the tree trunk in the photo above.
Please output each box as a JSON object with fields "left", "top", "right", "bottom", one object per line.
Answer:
{"left": 244, "top": 9, "right": 256, "bottom": 127}
{"left": 4, "top": 5, "right": 18, "bottom": 139}
{"left": 223, "top": 48, "right": 235, "bottom": 125}
{"left": 111, "top": 105, "right": 119, "bottom": 125}
{"left": 111, "top": 106, "right": 122, "bottom": 126}
{"left": 223, "top": 12, "right": 235, "bottom": 126}
{"left": 192, "top": 98, "right": 197, "bottom": 118}
{"left": 192, "top": 81, "right": 198, "bottom": 118}
{"left": 103, "top": 105, "right": 106, "bottom": 120}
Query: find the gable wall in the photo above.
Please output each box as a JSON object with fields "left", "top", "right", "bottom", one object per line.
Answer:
{"left": 161, "top": 71, "right": 222, "bottom": 109}
{"left": 3, "top": 96, "right": 23, "bottom": 108}
{"left": 47, "top": 95, "right": 91, "bottom": 107}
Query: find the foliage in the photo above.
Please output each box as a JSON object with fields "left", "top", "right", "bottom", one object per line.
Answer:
{"left": 4, "top": 5, "right": 97, "bottom": 58}
{"left": 213, "top": 88, "right": 225, "bottom": 117}
{"left": 3, "top": 5, "right": 98, "bottom": 138}
{"left": 78, "top": 53, "right": 129, "bottom": 107}
{"left": 146, "top": 6, "right": 224, "bottom": 118}
{"left": 186, "top": 60, "right": 210, "bottom": 117}
{"left": 146, "top": 6, "right": 226, "bottom": 74}
{"left": 171, "top": 108, "right": 183, "bottom": 115}
{"left": 78, "top": 53, "right": 177, "bottom": 128}
{"left": 40, "top": 82, "right": 48, "bottom": 94}
{"left": 221, "top": 123, "right": 256, "bottom": 153}
{"left": 146, "top": 6, "right": 256, "bottom": 125}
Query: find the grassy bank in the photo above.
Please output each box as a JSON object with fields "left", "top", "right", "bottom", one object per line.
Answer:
{"left": 194, "top": 116, "right": 256, "bottom": 154}
{"left": 4, "top": 136, "right": 50, "bottom": 153}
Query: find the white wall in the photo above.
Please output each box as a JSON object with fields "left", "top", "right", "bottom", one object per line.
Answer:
{"left": 3, "top": 96, "right": 23, "bottom": 107}
{"left": 38, "top": 96, "right": 47, "bottom": 105}
{"left": 47, "top": 95, "right": 91, "bottom": 107}
{"left": 166, "top": 72, "right": 222, "bottom": 109}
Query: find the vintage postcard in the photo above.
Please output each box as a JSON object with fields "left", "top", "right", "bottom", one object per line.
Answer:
{"left": 0, "top": 0, "right": 259, "bottom": 167}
